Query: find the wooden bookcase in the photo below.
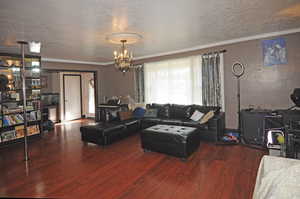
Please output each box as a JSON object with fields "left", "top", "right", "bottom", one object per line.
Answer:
{"left": 0, "top": 53, "right": 42, "bottom": 146}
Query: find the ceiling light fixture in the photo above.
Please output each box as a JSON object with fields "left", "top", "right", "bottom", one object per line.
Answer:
{"left": 106, "top": 32, "right": 142, "bottom": 73}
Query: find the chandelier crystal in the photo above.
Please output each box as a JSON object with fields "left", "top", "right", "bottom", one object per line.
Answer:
{"left": 113, "top": 40, "right": 133, "bottom": 73}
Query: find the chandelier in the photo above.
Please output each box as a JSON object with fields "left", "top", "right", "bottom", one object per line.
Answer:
{"left": 106, "top": 32, "right": 142, "bottom": 73}
{"left": 113, "top": 39, "right": 133, "bottom": 73}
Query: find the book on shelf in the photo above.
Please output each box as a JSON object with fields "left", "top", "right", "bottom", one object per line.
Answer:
{"left": 15, "top": 128, "right": 25, "bottom": 138}
{"left": 1, "top": 130, "right": 16, "bottom": 142}
{"left": 1, "top": 125, "right": 40, "bottom": 142}
{"left": 15, "top": 125, "right": 40, "bottom": 136}
{"left": 3, "top": 115, "right": 24, "bottom": 126}
{"left": 3, "top": 107, "right": 23, "bottom": 114}
{"left": 27, "top": 111, "right": 41, "bottom": 121}
{"left": 28, "top": 125, "right": 40, "bottom": 135}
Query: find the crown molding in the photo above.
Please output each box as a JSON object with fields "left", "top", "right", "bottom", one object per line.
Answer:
{"left": 133, "top": 28, "right": 300, "bottom": 61}
{"left": 42, "top": 57, "right": 111, "bottom": 66}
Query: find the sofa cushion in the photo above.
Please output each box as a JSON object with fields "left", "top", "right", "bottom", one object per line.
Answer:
{"left": 141, "top": 117, "right": 161, "bottom": 129}
{"left": 142, "top": 118, "right": 161, "bottom": 123}
{"left": 181, "top": 120, "right": 208, "bottom": 130}
{"left": 149, "top": 103, "right": 170, "bottom": 118}
{"left": 115, "top": 118, "right": 139, "bottom": 125}
{"left": 144, "top": 108, "right": 158, "bottom": 118}
{"left": 169, "top": 104, "right": 192, "bottom": 119}
{"left": 159, "top": 119, "right": 183, "bottom": 126}
{"left": 191, "top": 105, "right": 220, "bottom": 114}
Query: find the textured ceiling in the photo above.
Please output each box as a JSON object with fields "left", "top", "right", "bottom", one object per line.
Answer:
{"left": 0, "top": 0, "right": 300, "bottom": 63}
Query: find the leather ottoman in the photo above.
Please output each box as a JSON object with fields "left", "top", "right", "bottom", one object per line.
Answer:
{"left": 80, "top": 123, "right": 125, "bottom": 146}
{"left": 141, "top": 124, "right": 200, "bottom": 160}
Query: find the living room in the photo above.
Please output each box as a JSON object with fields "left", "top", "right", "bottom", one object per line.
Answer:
{"left": 0, "top": 0, "right": 300, "bottom": 198}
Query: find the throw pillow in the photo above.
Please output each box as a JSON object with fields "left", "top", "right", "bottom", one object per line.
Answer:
{"left": 144, "top": 109, "right": 158, "bottom": 118}
{"left": 118, "top": 111, "right": 133, "bottom": 121}
{"left": 190, "top": 110, "right": 204, "bottom": 121}
{"left": 133, "top": 107, "right": 146, "bottom": 118}
{"left": 199, "top": 110, "right": 215, "bottom": 124}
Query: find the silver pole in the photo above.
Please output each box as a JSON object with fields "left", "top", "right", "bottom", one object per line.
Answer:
{"left": 18, "top": 41, "right": 29, "bottom": 161}
{"left": 237, "top": 77, "right": 241, "bottom": 132}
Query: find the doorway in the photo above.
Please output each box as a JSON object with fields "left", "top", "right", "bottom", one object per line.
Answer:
{"left": 41, "top": 69, "right": 97, "bottom": 123}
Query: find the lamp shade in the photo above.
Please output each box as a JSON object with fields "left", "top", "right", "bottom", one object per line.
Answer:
{"left": 28, "top": 41, "right": 41, "bottom": 53}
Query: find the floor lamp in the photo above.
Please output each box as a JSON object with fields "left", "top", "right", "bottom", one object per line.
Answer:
{"left": 232, "top": 62, "right": 245, "bottom": 141}
{"left": 17, "top": 41, "right": 41, "bottom": 161}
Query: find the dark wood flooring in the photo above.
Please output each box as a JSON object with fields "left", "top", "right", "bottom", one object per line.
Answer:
{"left": 0, "top": 119, "right": 266, "bottom": 199}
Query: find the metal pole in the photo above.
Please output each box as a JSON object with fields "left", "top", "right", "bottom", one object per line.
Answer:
{"left": 231, "top": 62, "right": 245, "bottom": 143}
{"left": 237, "top": 77, "right": 241, "bottom": 133}
{"left": 18, "top": 41, "right": 29, "bottom": 161}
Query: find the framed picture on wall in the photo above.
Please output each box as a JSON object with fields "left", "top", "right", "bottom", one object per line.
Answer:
{"left": 262, "top": 37, "right": 287, "bottom": 66}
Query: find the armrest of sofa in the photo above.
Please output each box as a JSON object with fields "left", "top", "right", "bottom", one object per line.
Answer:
{"left": 208, "top": 112, "right": 224, "bottom": 127}
{"left": 207, "top": 112, "right": 225, "bottom": 139}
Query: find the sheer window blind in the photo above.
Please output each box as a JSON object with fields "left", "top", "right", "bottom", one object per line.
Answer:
{"left": 144, "top": 56, "right": 202, "bottom": 105}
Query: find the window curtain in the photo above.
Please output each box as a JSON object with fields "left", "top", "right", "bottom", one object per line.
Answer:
{"left": 134, "top": 65, "right": 145, "bottom": 103}
{"left": 201, "top": 52, "right": 224, "bottom": 108}
{"left": 144, "top": 56, "right": 202, "bottom": 105}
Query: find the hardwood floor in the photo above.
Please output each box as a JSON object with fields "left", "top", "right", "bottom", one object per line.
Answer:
{"left": 0, "top": 119, "right": 266, "bottom": 199}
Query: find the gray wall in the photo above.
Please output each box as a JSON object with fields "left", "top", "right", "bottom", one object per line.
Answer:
{"left": 223, "top": 33, "right": 300, "bottom": 128}
{"left": 101, "top": 67, "right": 136, "bottom": 101}
{"left": 102, "top": 32, "right": 300, "bottom": 129}
{"left": 41, "top": 72, "right": 60, "bottom": 93}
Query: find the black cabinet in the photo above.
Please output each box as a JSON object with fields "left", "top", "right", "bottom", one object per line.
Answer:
{"left": 241, "top": 109, "right": 300, "bottom": 146}
{"left": 277, "top": 110, "right": 300, "bottom": 125}
{"left": 241, "top": 110, "right": 272, "bottom": 145}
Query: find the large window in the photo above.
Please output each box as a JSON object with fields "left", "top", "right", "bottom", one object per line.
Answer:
{"left": 144, "top": 56, "right": 202, "bottom": 105}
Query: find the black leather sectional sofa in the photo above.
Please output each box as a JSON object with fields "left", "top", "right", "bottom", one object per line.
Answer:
{"left": 80, "top": 103, "right": 225, "bottom": 146}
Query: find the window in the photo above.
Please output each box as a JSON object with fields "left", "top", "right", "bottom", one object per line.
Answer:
{"left": 144, "top": 56, "right": 202, "bottom": 105}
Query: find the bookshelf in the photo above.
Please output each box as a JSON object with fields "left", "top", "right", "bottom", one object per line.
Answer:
{"left": 0, "top": 53, "right": 42, "bottom": 146}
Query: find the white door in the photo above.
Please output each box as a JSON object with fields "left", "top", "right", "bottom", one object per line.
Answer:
{"left": 64, "top": 75, "right": 82, "bottom": 121}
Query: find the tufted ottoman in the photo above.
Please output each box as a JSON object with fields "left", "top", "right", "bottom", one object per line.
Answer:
{"left": 80, "top": 123, "right": 125, "bottom": 146}
{"left": 140, "top": 124, "right": 200, "bottom": 160}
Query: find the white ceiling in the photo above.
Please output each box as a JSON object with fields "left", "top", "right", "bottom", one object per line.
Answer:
{"left": 0, "top": 0, "right": 300, "bottom": 64}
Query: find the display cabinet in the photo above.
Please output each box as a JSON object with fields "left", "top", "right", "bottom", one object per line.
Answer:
{"left": 0, "top": 53, "right": 42, "bottom": 146}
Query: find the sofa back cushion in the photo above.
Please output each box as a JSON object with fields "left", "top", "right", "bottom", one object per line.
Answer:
{"left": 169, "top": 104, "right": 192, "bottom": 119}
{"left": 147, "top": 103, "right": 170, "bottom": 118}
